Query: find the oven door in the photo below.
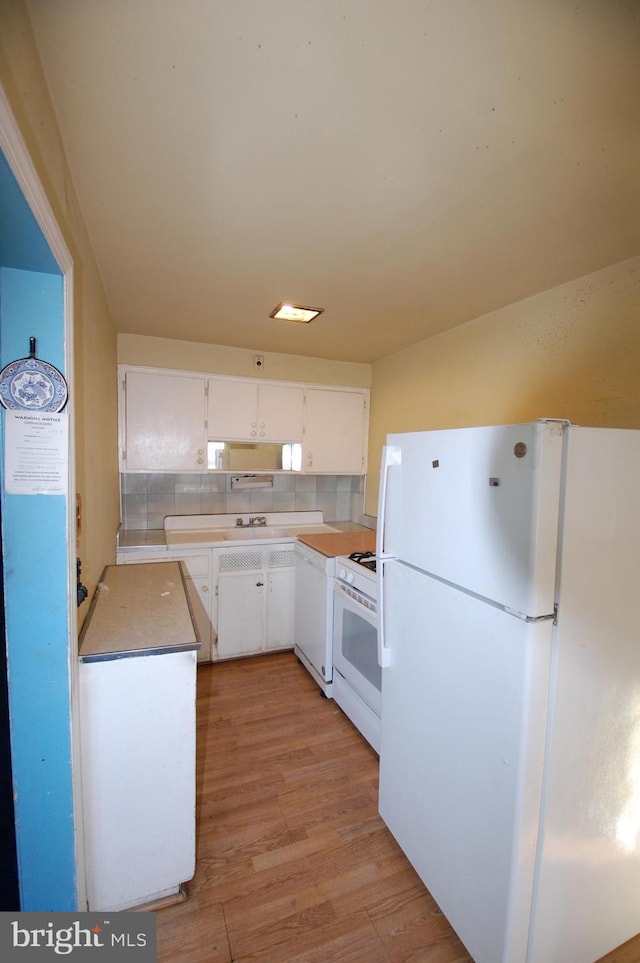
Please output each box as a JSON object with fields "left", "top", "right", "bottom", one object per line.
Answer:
{"left": 332, "top": 579, "right": 381, "bottom": 716}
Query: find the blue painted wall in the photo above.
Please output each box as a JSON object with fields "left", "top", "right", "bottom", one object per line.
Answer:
{"left": 0, "top": 152, "right": 58, "bottom": 275}
{"left": 0, "top": 149, "right": 77, "bottom": 909}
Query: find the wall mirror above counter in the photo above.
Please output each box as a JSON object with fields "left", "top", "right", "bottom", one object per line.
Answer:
{"left": 208, "top": 441, "right": 302, "bottom": 472}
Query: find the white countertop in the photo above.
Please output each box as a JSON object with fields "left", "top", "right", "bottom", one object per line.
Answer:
{"left": 117, "top": 514, "right": 373, "bottom": 552}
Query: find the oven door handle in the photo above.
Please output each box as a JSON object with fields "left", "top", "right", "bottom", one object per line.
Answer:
{"left": 376, "top": 445, "right": 400, "bottom": 668}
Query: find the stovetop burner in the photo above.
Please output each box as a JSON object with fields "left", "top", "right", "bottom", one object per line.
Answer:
{"left": 348, "top": 551, "right": 377, "bottom": 573}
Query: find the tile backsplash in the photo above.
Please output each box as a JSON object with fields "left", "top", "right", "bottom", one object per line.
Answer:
{"left": 121, "top": 473, "right": 366, "bottom": 530}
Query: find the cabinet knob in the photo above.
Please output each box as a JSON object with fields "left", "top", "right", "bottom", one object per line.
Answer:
{"left": 259, "top": 431, "right": 265, "bottom": 437}
{"left": 197, "top": 457, "right": 204, "bottom": 464}
{"left": 251, "top": 430, "right": 257, "bottom": 437}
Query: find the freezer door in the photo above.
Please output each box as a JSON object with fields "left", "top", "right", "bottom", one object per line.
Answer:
{"left": 378, "top": 561, "right": 554, "bottom": 963}
{"left": 382, "top": 421, "right": 564, "bottom": 617}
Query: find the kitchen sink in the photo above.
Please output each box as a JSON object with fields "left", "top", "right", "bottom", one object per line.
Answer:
{"left": 223, "top": 526, "right": 286, "bottom": 540}
{"left": 163, "top": 512, "right": 339, "bottom": 548}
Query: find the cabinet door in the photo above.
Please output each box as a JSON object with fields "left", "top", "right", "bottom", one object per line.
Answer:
{"left": 304, "top": 388, "right": 367, "bottom": 474}
{"left": 258, "top": 383, "right": 304, "bottom": 442}
{"left": 217, "top": 573, "right": 265, "bottom": 658}
{"left": 265, "top": 545, "right": 296, "bottom": 650}
{"left": 208, "top": 378, "right": 258, "bottom": 440}
{"left": 122, "top": 370, "right": 207, "bottom": 471}
{"left": 184, "top": 577, "right": 212, "bottom": 663}
{"left": 266, "top": 568, "right": 296, "bottom": 650}
{"left": 208, "top": 378, "right": 304, "bottom": 443}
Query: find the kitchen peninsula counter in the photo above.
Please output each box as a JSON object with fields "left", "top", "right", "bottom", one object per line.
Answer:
{"left": 79, "top": 561, "right": 199, "bottom": 661}
{"left": 79, "top": 560, "right": 198, "bottom": 911}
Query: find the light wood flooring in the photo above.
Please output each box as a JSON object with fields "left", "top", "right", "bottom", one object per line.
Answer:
{"left": 156, "top": 652, "right": 640, "bottom": 962}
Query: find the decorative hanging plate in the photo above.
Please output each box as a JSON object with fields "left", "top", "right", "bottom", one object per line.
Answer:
{"left": 0, "top": 337, "right": 68, "bottom": 413}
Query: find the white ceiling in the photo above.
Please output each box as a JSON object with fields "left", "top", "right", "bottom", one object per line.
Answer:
{"left": 26, "top": 0, "right": 640, "bottom": 364}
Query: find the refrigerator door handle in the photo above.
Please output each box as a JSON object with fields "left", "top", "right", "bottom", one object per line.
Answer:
{"left": 377, "top": 557, "right": 392, "bottom": 667}
{"left": 377, "top": 445, "right": 400, "bottom": 669}
{"left": 376, "top": 444, "right": 401, "bottom": 561}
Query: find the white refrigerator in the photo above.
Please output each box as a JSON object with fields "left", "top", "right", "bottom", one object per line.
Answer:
{"left": 376, "top": 420, "right": 640, "bottom": 963}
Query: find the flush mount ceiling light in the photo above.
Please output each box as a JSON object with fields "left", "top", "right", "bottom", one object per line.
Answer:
{"left": 269, "top": 302, "right": 324, "bottom": 324}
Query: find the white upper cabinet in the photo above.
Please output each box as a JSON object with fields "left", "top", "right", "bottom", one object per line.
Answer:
{"left": 208, "top": 377, "right": 304, "bottom": 442}
{"left": 118, "top": 366, "right": 369, "bottom": 474}
{"left": 259, "top": 382, "right": 304, "bottom": 441}
{"left": 119, "top": 368, "right": 208, "bottom": 472}
{"left": 304, "top": 387, "right": 368, "bottom": 474}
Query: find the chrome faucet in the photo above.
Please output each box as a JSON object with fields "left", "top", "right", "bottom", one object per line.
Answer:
{"left": 249, "top": 516, "right": 267, "bottom": 526}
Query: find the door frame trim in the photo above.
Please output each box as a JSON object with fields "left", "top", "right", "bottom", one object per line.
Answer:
{"left": 0, "top": 82, "right": 84, "bottom": 908}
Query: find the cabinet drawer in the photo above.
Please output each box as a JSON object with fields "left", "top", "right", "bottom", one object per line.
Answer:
{"left": 170, "top": 554, "right": 210, "bottom": 578}
{"left": 117, "top": 551, "right": 210, "bottom": 578}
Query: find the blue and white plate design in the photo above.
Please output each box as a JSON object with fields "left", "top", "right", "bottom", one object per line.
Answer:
{"left": 0, "top": 357, "right": 68, "bottom": 412}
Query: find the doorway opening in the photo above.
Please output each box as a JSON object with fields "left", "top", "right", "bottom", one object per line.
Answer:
{"left": 1, "top": 103, "right": 78, "bottom": 910}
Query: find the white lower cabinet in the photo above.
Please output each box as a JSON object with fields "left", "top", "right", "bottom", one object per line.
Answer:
{"left": 183, "top": 574, "right": 213, "bottom": 662}
{"left": 116, "top": 550, "right": 214, "bottom": 662}
{"left": 217, "top": 571, "right": 265, "bottom": 658}
{"left": 213, "top": 544, "right": 296, "bottom": 660}
{"left": 266, "top": 566, "right": 296, "bottom": 650}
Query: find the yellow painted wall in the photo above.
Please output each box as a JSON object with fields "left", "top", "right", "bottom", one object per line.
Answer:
{"left": 0, "top": 0, "right": 120, "bottom": 621}
{"left": 118, "top": 334, "right": 372, "bottom": 388}
{"left": 4, "top": 0, "right": 639, "bottom": 552}
{"left": 366, "top": 256, "right": 640, "bottom": 515}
